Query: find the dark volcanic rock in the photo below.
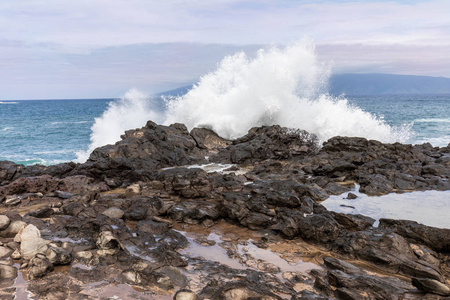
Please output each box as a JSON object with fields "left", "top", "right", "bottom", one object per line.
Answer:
{"left": 412, "top": 277, "right": 450, "bottom": 296}
{"left": 334, "top": 229, "right": 444, "bottom": 281}
{"left": 83, "top": 121, "right": 208, "bottom": 181}
{"left": 379, "top": 218, "right": 450, "bottom": 253}
{"left": 210, "top": 125, "right": 319, "bottom": 164}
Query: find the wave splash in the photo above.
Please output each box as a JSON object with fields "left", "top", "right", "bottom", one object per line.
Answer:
{"left": 165, "top": 40, "right": 410, "bottom": 142}
{"left": 75, "top": 89, "right": 163, "bottom": 162}
{"left": 77, "top": 41, "right": 411, "bottom": 162}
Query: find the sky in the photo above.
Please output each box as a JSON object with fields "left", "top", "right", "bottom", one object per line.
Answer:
{"left": 1, "top": 0, "right": 449, "bottom": 99}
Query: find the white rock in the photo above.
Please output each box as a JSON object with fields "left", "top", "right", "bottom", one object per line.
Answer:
{"left": 0, "top": 246, "right": 12, "bottom": 258}
{"left": 19, "top": 224, "right": 49, "bottom": 260}
{"left": 0, "top": 215, "right": 10, "bottom": 231}
{"left": 0, "top": 220, "right": 26, "bottom": 238}
{"left": 101, "top": 207, "right": 124, "bottom": 219}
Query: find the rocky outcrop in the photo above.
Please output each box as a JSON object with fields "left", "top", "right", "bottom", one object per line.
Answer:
{"left": 1, "top": 121, "right": 450, "bottom": 299}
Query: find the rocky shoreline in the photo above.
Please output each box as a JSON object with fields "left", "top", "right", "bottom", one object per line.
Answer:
{"left": 1, "top": 121, "right": 449, "bottom": 299}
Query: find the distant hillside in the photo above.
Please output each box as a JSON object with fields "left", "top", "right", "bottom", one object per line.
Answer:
{"left": 157, "top": 74, "right": 450, "bottom": 97}
{"left": 329, "top": 73, "right": 450, "bottom": 95}
{"left": 157, "top": 85, "right": 193, "bottom": 97}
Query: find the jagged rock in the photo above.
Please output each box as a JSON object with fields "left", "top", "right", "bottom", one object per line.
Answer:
{"left": 358, "top": 174, "right": 394, "bottom": 196}
{"left": 331, "top": 212, "right": 375, "bottom": 231}
{"left": 210, "top": 125, "right": 318, "bottom": 164}
{"left": 334, "top": 229, "right": 443, "bottom": 281}
{"left": 0, "top": 175, "right": 107, "bottom": 201}
{"left": 0, "top": 215, "right": 10, "bottom": 230}
{"left": 190, "top": 127, "right": 231, "bottom": 150}
{"left": 379, "top": 218, "right": 450, "bottom": 253}
{"left": 46, "top": 246, "right": 72, "bottom": 265}
{"left": 325, "top": 261, "right": 412, "bottom": 299}
{"left": 136, "top": 220, "right": 171, "bottom": 234}
{"left": 157, "top": 167, "right": 212, "bottom": 198}
{"left": 84, "top": 121, "right": 208, "bottom": 181}
{"left": 167, "top": 200, "right": 221, "bottom": 224}
{"left": 96, "top": 231, "right": 122, "bottom": 251}
{"left": 28, "top": 253, "right": 54, "bottom": 280}
{"left": 25, "top": 207, "right": 55, "bottom": 218}
{"left": 412, "top": 277, "right": 450, "bottom": 296}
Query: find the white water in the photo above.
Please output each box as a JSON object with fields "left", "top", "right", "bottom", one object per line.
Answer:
{"left": 322, "top": 186, "right": 450, "bottom": 229}
{"left": 77, "top": 41, "right": 410, "bottom": 162}
{"left": 76, "top": 89, "right": 163, "bottom": 162}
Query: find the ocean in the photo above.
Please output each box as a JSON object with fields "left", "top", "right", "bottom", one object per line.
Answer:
{"left": 1, "top": 94, "right": 449, "bottom": 166}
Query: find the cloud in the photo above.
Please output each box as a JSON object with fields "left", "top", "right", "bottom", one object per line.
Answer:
{"left": 0, "top": 0, "right": 449, "bottom": 99}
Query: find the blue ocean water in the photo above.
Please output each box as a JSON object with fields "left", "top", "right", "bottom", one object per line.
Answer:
{"left": 1, "top": 94, "right": 449, "bottom": 166}
{"left": 0, "top": 99, "right": 112, "bottom": 165}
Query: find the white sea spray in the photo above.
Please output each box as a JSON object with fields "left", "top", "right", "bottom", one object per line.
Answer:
{"left": 77, "top": 40, "right": 412, "bottom": 162}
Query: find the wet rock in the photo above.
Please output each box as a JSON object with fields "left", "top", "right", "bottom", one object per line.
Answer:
{"left": 19, "top": 224, "right": 49, "bottom": 260}
{"left": 190, "top": 127, "right": 230, "bottom": 150}
{"left": 412, "top": 277, "right": 450, "bottom": 296}
{"left": 210, "top": 281, "right": 282, "bottom": 300}
{"left": 5, "top": 195, "right": 22, "bottom": 206}
{"left": 101, "top": 207, "right": 125, "bottom": 219}
{"left": 0, "top": 215, "right": 10, "bottom": 230}
{"left": 158, "top": 168, "right": 212, "bottom": 198}
{"left": 46, "top": 246, "right": 72, "bottom": 265}
{"left": 0, "top": 264, "right": 17, "bottom": 279}
{"left": 122, "top": 268, "right": 174, "bottom": 290}
{"left": 334, "top": 230, "right": 443, "bottom": 281}
{"left": 210, "top": 125, "right": 318, "bottom": 164}
{"left": 0, "top": 174, "right": 106, "bottom": 202}
{"left": 136, "top": 220, "right": 171, "bottom": 234}
{"left": 96, "top": 231, "right": 122, "bottom": 251}
{"left": 28, "top": 253, "right": 54, "bottom": 280}
{"left": 379, "top": 218, "right": 450, "bottom": 253}
{"left": 167, "top": 200, "right": 221, "bottom": 224}
{"left": 327, "top": 269, "right": 411, "bottom": 299}
{"left": 331, "top": 212, "right": 375, "bottom": 231}
{"left": 358, "top": 174, "right": 393, "bottom": 196}
{"left": 85, "top": 121, "right": 207, "bottom": 181}
{"left": 54, "top": 190, "right": 74, "bottom": 199}
{"left": 158, "top": 266, "right": 188, "bottom": 287}
{"left": 174, "top": 289, "right": 197, "bottom": 300}
{"left": 346, "top": 192, "right": 357, "bottom": 200}
{"left": 25, "top": 207, "right": 55, "bottom": 218}
{"left": 292, "top": 290, "right": 328, "bottom": 300}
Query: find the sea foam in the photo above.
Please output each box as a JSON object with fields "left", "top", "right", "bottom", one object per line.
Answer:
{"left": 76, "top": 89, "right": 163, "bottom": 162}
{"left": 77, "top": 41, "right": 411, "bottom": 162}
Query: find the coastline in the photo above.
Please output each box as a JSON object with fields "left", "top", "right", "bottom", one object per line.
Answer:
{"left": 0, "top": 121, "right": 449, "bottom": 299}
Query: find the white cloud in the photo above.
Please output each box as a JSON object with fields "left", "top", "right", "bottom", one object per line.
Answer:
{"left": 0, "top": 0, "right": 449, "bottom": 99}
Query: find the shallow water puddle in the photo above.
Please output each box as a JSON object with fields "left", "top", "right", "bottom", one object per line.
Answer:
{"left": 13, "top": 263, "right": 30, "bottom": 300}
{"left": 179, "top": 231, "right": 248, "bottom": 270}
{"left": 79, "top": 281, "right": 171, "bottom": 299}
{"left": 163, "top": 163, "right": 250, "bottom": 175}
{"left": 237, "top": 242, "right": 318, "bottom": 274}
{"left": 322, "top": 185, "right": 450, "bottom": 228}
{"left": 178, "top": 228, "right": 319, "bottom": 275}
